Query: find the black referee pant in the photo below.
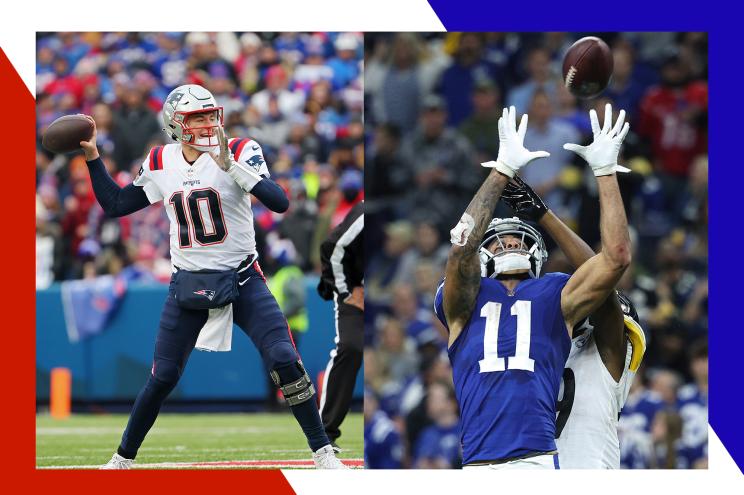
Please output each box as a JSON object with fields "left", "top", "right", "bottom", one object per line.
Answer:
{"left": 319, "top": 295, "right": 363, "bottom": 443}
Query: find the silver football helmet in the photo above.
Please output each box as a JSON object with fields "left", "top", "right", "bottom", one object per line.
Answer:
{"left": 479, "top": 217, "right": 548, "bottom": 279}
{"left": 162, "top": 84, "right": 223, "bottom": 151}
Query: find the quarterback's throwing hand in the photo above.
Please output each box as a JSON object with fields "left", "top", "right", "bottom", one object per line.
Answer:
{"left": 563, "top": 103, "right": 631, "bottom": 177}
{"left": 481, "top": 106, "right": 550, "bottom": 178}
{"left": 79, "top": 115, "right": 99, "bottom": 161}
{"left": 210, "top": 126, "right": 235, "bottom": 172}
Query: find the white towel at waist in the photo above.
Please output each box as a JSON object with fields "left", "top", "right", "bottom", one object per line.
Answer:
{"left": 195, "top": 304, "right": 233, "bottom": 352}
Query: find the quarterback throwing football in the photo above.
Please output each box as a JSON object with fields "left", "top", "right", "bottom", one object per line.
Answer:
{"left": 80, "top": 84, "right": 346, "bottom": 469}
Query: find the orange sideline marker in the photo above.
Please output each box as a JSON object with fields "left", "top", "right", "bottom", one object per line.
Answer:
{"left": 50, "top": 367, "right": 71, "bottom": 419}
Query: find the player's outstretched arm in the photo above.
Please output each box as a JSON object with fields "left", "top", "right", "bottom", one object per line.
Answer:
{"left": 560, "top": 104, "right": 632, "bottom": 328}
{"left": 444, "top": 169, "right": 510, "bottom": 342}
{"left": 443, "top": 107, "right": 549, "bottom": 346}
{"left": 79, "top": 116, "right": 150, "bottom": 217}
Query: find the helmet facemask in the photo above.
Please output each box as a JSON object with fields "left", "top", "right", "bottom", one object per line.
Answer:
{"left": 171, "top": 108, "right": 224, "bottom": 152}
{"left": 478, "top": 218, "right": 548, "bottom": 279}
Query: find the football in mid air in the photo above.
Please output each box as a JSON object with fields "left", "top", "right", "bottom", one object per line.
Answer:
{"left": 42, "top": 115, "right": 94, "bottom": 154}
{"left": 562, "top": 37, "right": 613, "bottom": 99}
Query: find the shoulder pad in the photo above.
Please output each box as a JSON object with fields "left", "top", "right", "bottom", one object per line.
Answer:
{"left": 228, "top": 137, "right": 256, "bottom": 160}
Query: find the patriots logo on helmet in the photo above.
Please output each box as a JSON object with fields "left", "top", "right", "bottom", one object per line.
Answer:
{"left": 166, "top": 90, "right": 185, "bottom": 108}
{"left": 193, "top": 289, "right": 216, "bottom": 301}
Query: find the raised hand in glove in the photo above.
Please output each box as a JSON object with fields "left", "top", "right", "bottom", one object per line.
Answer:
{"left": 501, "top": 175, "right": 548, "bottom": 222}
{"left": 209, "top": 126, "right": 263, "bottom": 192}
{"left": 481, "top": 106, "right": 550, "bottom": 178}
{"left": 209, "top": 126, "right": 235, "bottom": 171}
{"left": 563, "top": 103, "right": 631, "bottom": 177}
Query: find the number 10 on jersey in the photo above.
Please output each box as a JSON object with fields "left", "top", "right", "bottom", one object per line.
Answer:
{"left": 479, "top": 300, "right": 535, "bottom": 373}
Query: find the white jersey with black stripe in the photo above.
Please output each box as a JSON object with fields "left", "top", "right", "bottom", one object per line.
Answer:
{"left": 555, "top": 316, "right": 646, "bottom": 469}
{"left": 133, "top": 138, "right": 269, "bottom": 271}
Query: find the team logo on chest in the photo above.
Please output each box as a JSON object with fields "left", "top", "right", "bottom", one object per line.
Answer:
{"left": 183, "top": 167, "right": 201, "bottom": 187}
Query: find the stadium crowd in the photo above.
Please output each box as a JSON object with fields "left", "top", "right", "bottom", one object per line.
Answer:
{"left": 364, "top": 32, "right": 708, "bottom": 469}
{"left": 36, "top": 32, "right": 364, "bottom": 290}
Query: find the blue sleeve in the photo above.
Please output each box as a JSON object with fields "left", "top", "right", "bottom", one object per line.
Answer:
{"left": 86, "top": 157, "right": 150, "bottom": 217}
{"left": 251, "top": 176, "right": 289, "bottom": 213}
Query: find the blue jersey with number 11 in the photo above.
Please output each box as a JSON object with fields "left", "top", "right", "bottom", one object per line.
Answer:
{"left": 434, "top": 273, "right": 571, "bottom": 465}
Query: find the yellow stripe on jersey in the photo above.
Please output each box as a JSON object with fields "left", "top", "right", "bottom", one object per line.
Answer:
{"left": 624, "top": 315, "right": 646, "bottom": 372}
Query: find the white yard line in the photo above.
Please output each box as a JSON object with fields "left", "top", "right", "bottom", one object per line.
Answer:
{"left": 37, "top": 458, "right": 365, "bottom": 470}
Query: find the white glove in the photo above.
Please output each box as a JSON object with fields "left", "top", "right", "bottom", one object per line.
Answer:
{"left": 481, "top": 106, "right": 550, "bottom": 178}
{"left": 563, "top": 103, "right": 631, "bottom": 177}
{"left": 210, "top": 127, "right": 263, "bottom": 192}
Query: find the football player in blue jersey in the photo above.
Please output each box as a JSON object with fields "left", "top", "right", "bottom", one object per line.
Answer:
{"left": 434, "top": 104, "right": 632, "bottom": 469}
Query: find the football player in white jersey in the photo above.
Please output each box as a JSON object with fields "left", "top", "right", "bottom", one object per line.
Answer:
{"left": 78, "top": 84, "right": 346, "bottom": 469}
{"left": 501, "top": 171, "right": 646, "bottom": 469}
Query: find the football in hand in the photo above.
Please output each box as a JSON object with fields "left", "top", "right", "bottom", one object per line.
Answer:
{"left": 562, "top": 37, "right": 613, "bottom": 99}
{"left": 42, "top": 115, "right": 94, "bottom": 154}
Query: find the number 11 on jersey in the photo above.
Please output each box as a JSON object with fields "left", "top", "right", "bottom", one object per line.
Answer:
{"left": 479, "top": 300, "right": 535, "bottom": 373}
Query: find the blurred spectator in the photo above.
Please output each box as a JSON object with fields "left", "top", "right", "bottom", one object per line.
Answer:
{"left": 399, "top": 94, "right": 480, "bottom": 233}
{"left": 507, "top": 46, "right": 559, "bottom": 114}
{"left": 366, "top": 221, "right": 417, "bottom": 317}
{"left": 650, "top": 409, "right": 684, "bottom": 468}
{"left": 250, "top": 65, "right": 305, "bottom": 122}
{"left": 327, "top": 33, "right": 362, "bottom": 90}
{"left": 676, "top": 341, "right": 708, "bottom": 468}
{"left": 605, "top": 43, "right": 648, "bottom": 123}
{"left": 366, "top": 33, "right": 442, "bottom": 133}
{"left": 459, "top": 78, "right": 502, "bottom": 163}
{"left": 413, "top": 381, "right": 461, "bottom": 468}
{"left": 650, "top": 369, "right": 682, "bottom": 407}
{"left": 376, "top": 318, "right": 420, "bottom": 385}
{"left": 437, "top": 33, "right": 501, "bottom": 126}
{"left": 520, "top": 90, "right": 580, "bottom": 204}
{"left": 364, "top": 391, "right": 404, "bottom": 469}
{"left": 110, "top": 81, "right": 160, "bottom": 170}
{"left": 638, "top": 54, "right": 708, "bottom": 180}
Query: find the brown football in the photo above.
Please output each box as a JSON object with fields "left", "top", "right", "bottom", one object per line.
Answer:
{"left": 42, "top": 115, "right": 94, "bottom": 154}
{"left": 562, "top": 37, "right": 613, "bottom": 99}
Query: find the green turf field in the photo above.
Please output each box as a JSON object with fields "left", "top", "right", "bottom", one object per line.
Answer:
{"left": 36, "top": 412, "right": 363, "bottom": 469}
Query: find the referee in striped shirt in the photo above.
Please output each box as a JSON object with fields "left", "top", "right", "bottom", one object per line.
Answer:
{"left": 317, "top": 201, "right": 364, "bottom": 451}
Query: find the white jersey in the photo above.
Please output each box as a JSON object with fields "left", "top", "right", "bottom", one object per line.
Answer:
{"left": 133, "top": 138, "right": 269, "bottom": 271}
{"left": 556, "top": 315, "right": 646, "bottom": 469}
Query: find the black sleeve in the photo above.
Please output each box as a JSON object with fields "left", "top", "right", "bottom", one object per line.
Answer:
{"left": 86, "top": 157, "right": 151, "bottom": 217}
{"left": 251, "top": 176, "right": 289, "bottom": 213}
{"left": 317, "top": 201, "right": 364, "bottom": 301}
